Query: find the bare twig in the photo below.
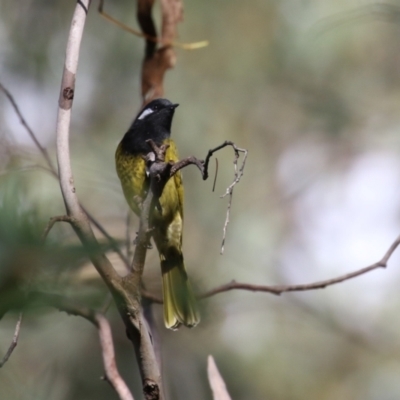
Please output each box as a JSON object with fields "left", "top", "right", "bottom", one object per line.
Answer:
{"left": 0, "top": 83, "right": 130, "bottom": 270}
{"left": 0, "top": 83, "right": 56, "bottom": 172}
{"left": 41, "top": 215, "right": 74, "bottom": 241}
{"left": 116, "top": 233, "right": 400, "bottom": 307}
{"left": 95, "top": 314, "right": 135, "bottom": 400}
{"left": 212, "top": 158, "right": 218, "bottom": 192}
{"left": 32, "top": 292, "right": 134, "bottom": 400}
{"left": 0, "top": 313, "right": 22, "bottom": 368}
{"left": 141, "top": 290, "right": 163, "bottom": 304}
{"left": 201, "top": 234, "right": 400, "bottom": 298}
{"left": 207, "top": 355, "right": 232, "bottom": 400}
{"left": 98, "top": 0, "right": 208, "bottom": 50}
{"left": 171, "top": 141, "right": 248, "bottom": 254}
{"left": 83, "top": 206, "right": 130, "bottom": 270}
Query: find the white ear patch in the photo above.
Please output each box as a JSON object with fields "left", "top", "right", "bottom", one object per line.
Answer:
{"left": 138, "top": 107, "right": 155, "bottom": 120}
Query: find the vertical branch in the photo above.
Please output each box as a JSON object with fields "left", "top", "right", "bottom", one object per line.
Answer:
{"left": 207, "top": 355, "right": 232, "bottom": 400}
{"left": 137, "top": 0, "right": 183, "bottom": 103}
{"left": 57, "top": 0, "right": 89, "bottom": 218}
{"left": 55, "top": 0, "right": 119, "bottom": 285}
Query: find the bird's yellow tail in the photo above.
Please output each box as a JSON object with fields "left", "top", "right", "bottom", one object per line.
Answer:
{"left": 161, "top": 255, "right": 200, "bottom": 330}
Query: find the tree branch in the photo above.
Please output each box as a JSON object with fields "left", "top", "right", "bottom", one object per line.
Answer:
{"left": 207, "top": 355, "right": 232, "bottom": 400}
{"left": 171, "top": 141, "right": 248, "bottom": 253}
{"left": 137, "top": 0, "right": 182, "bottom": 102}
{"left": 98, "top": 0, "right": 207, "bottom": 50}
{"left": 201, "top": 233, "right": 400, "bottom": 298}
{"left": 31, "top": 292, "right": 134, "bottom": 400}
{"left": 140, "top": 233, "right": 400, "bottom": 303}
{"left": 96, "top": 314, "right": 135, "bottom": 400}
{"left": 0, "top": 313, "right": 22, "bottom": 368}
{"left": 56, "top": 0, "right": 120, "bottom": 286}
{"left": 0, "top": 82, "right": 56, "bottom": 172}
{"left": 0, "top": 82, "right": 130, "bottom": 269}
{"left": 41, "top": 215, "right": 75, "bottom": 241}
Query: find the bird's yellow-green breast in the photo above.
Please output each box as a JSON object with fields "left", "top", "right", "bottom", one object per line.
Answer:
{"left": 115, "top": 138, "right": 184, "bottom": 227}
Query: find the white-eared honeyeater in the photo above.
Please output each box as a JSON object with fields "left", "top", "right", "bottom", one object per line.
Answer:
{"left": 115, "top": 98, "right": 200, "bottom": 330}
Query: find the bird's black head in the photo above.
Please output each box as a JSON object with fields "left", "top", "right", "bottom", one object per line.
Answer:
{"left": 121, "top": 99, "right": 179, "bottom": 154}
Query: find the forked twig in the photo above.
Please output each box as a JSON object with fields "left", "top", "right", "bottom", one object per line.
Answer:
{"left": 41, "top": 215, "right": 75, "bottom": 241}
{"left": 172, "top": 141, "right": 248, "bottom": 254}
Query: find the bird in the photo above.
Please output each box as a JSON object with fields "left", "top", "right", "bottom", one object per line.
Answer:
{"left": 115, "top": 98, "right": 200, "bottom": 330}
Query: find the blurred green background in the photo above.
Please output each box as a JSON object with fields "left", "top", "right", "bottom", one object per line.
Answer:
{"left": 2, "top": 1, "right": 400, "bottom": 399}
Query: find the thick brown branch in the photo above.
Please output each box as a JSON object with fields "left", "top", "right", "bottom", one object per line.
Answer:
{"left": 137, "top": 0, "right": 181, "bottom": 102}
{"left": 98, "top": 0, "right": 207, "bottom": 49}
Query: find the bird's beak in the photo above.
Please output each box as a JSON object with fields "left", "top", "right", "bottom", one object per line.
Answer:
{"left": 171, "top": 103, "right": 179, "bottom": 109}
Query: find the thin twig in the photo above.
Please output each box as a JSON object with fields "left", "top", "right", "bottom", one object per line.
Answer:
{"left": 0, "top": 83, "right": 56, "bottom": 172}
{"left": 32, "top": 292, "right": 134, "bottom": 400}
{"left": 212, "top": 158, "right": 218, "bottom": 192}
{"left": 83, "top": 206, "right": 130, "bottom": 270}
{"left": 95, "top": 314, "right": 135, "bottom": 400}
{"left": 0, "top": 82, "right": 130, "bottom": 270}
{"left": 0, "top": 313, "right": 23, "bottom": 368}
{"left": 141, "top": 290, "right": 163, "bottom": 304}
{"left": 220, "top": 192, "right": 232, "bottom": 255}
{"left": 98, "top": 0, "right": 208, "bottom": 50}
{"left": 171, "top": 141, "right": 248, "bottom": 254}
{"left": 201, "top": 234, "right": 400, "bottom": 298}
{"left": 41, "top": 215, "right": 74, "bottom": 241}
